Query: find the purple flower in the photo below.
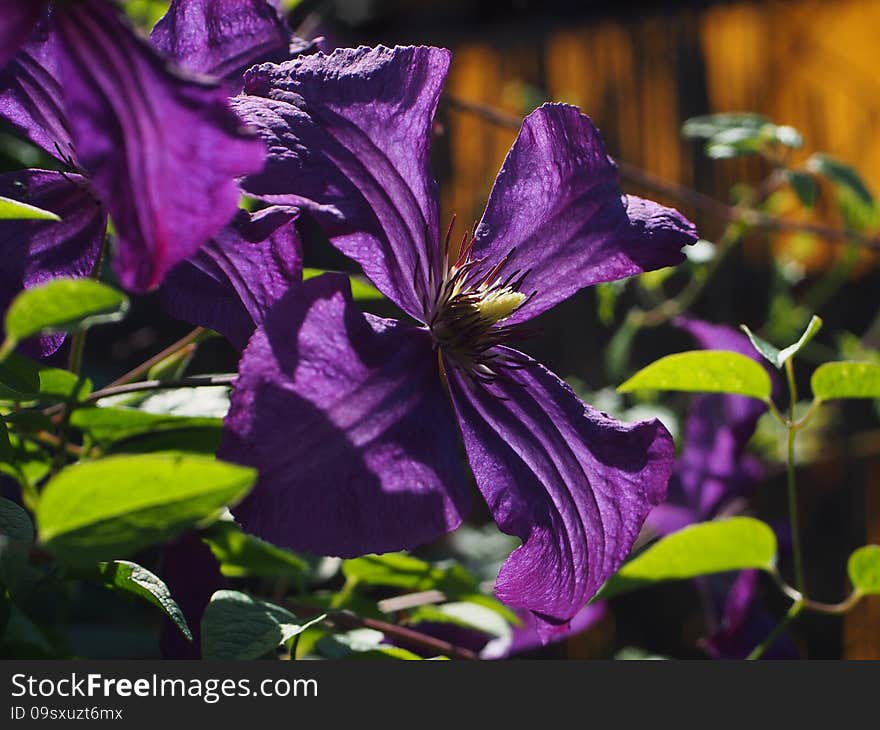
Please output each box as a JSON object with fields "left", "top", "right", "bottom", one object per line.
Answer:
{"left": 220, "top": 45, "right": 697, "bottom": 632}
{"left": 0, "top": 0, "right": 47, "bottom": 68}
{"left": 647, "top": 318, "right": 769, "bottom": 535}
{"left": 0, "top": 0, "right": 266, "bottom": 294}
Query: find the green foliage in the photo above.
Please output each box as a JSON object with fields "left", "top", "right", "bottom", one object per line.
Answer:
{"left": 70, "top": 407, "right": 222, "bottom": 446}
{"left": 1, "top": 279, "right": 128, "bottom": 358}
{"left": 785, "top": 170, "right": 818, "bottom": 208}
{"left": 682, "top": 113, "right": 802, "bottom": 159}
{"left": 618, "top": 350, "right": 773, "bottom": 401}
{"left": 806, "top": 153, "right": 873, "bottom": 204}
{"left": 201, "top": 590, "right": 324, "bottom": 660}
{"left": 741, "top": 315, "right": 823, "bottom": 369}
{"left": 0, "top": 195, "right": 60, "bottom": 221}
{"left": 202, "top": 520, "right": 309, "bottom": 580}
{"left": 847, "top": 546, "right": 880, "bottom": 595}
{"left": 99, "top": 560, "right": 191, "bottom": 640}
{"left": 343, "top": 552, "right": 478, "bottom": 594}
{"left": 0, "top": 497, "right": 36, "bottom": 595}
{"left": 36, "top": 453, "right": 256, "bottom": 565}
{"left": 303, "top": 268, "right": 384, "bottom": 301}
{"left": 810, "top": 361, "right": 880, "bottom": 401}
{"left": 0, "top": 353, "right": 90, "bottom": 403}
{"left": 598, "top": 518, "right": 778, "bottom": 600}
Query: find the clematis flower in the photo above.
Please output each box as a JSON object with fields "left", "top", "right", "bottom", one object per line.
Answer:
{"left": 0, "top": 0, "right": 47, "bottom": 68}
{"left": 220, "top": 45, "right": 697, "bottom": 631}
{"left": 0, "top": 0, "right": 266, "bottom": 298}
{"left": 647, "top": 317, "right": 770, "bottom": 535}
{"left": 644, "top": 318, "right": 795, "bottom": 658}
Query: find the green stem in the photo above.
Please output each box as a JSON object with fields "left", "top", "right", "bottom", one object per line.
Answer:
{"left": 784, "top": 358, "right": 806, "bottom": 595}
{"left": 747, "top": 599, "right": 803, "bottom": 660}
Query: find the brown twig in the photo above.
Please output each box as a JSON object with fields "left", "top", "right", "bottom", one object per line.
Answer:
{"left": 287, "top": 601, "right": 477, "bottom": 660}
{"left": 107, "top": 327, "right": 206, "bottom": 388}
{"left": 85, "top": 373, "right": 237, "bottom": 403}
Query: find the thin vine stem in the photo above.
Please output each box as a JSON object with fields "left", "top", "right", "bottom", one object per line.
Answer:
{"left": 747, "top": 599, "right": 803, "bottom": 660}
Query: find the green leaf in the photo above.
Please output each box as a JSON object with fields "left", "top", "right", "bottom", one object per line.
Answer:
{"left": 202, "top": 520, "right": 309, "bottom": 580}
{"left": 343, "top": 553, "right": 478, "bottom": 595}
{"left": 741, "top": 315, "right": 823, "bottom": 369}
{"left": 682, "top": 113, "right": 769, "bottom": 140}
{"left": 2, "top": 279, "right": 128, "bottom": 356}
{"left": 201, "top": 590, "right": 324, "bottom": 660}
{"left": 70, "top": 407, "right": 221, "bottom": 444}
{"left": 99, "top": 560, "right": 192, "bottom": 640}
{"left": 786, "top": 170, "right": 818, "bottom": 208}
{"left": 315, "top": 629, "right": 423, "bottom": 660}
{"left": 303, "top": 268, "right": 384, "bottom": 301}
{"left": 406, "top": 602, "right": 512, "bottom": 639}
{"left": 618, "top": 350, "right": 772, "bottom": 401}
{"left": 0, "top": 418, "right": 10, "bottom": 463}
{"left": 811, "top": 361, "right": 880, "bottom": 401}
{"left": 0, "top": 497, "right": 36, "bottom": 595}
{"left": 598, "top": 517, "right": 777, "bottom": 600}
{"left": 36, "top": 453, "right": 256, "bottom": 564}
{"left": 848, "top": 545, "right": 880, "bottom": 595}
{"left": 0, "top": 354, "right": 91, "bottom": 403}
{"left": 807, "top": 154, "right": 873, "bottom": 204}
{"left": 0, "top": 195, "right": 60, "bottom": 221}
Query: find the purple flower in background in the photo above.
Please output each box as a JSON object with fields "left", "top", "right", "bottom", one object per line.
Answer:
{"left": 647, "top": 317, "right": 770, "bottom": 535}
{"left": 0, "top": 0, "right": 266, "bottom": 297}
{"left": 220, "top": 45, "right": 697, "bottom": 631}
{"left": 645, "top": 318, "right": 796, "bottom": 658}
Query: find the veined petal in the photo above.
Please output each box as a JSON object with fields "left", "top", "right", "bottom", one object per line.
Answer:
{"left": 0, "top": 23, "right": 73, "bottom": 161}
{"left": 473, "top": 104, "right": 697, "bottom": 325}
{"left": 52, "top": 0, "right": 265, "bottom": 292}
{"left": 0, "top": 0, "right": 47, "bottom": 69}
{"left": 159, "top": 206, "right": 302, "bottom": 350}
{"left": 151, "top": 0, "right": 294, "bottom": 91}
{"left": 0, "top": 169, "right": 106, "bottom": 357}
{"left": 445, "top": 350, "right": 673, "bottom": 631}
{"left": 220, "top": 273, "right": 470, "bottom": 556}
{"left": 234, "top": 45, "right": 450, "bottom": 319}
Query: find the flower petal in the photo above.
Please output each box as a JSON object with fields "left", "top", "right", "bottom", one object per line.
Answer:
{"left": 0, "top": 169, "right": 106, "bottom": 358}
{"left": 0, "top": 23, "right": 72, "bottom": 161}
{"left": 233, "top": 45, "right": 450, "bottom": 319}
{"left": 151, "top": 0, "right": 294, "bottom": 91}
{"left": 159, "top": 531, "right": 226, "bottom": 660}
{"left": 220, "top": 273, "right": 470, "bottom": 556}
{"left": 473, "top": 104, "right": 697, "bottom": 324}
{"left": 159, "top": 206, "right": 302, "bottom": 350}
{"left": 445, "top": 350, "right": 673, "bottom": 631}
{"left": 0, "top": 0, "right": 46, "bottom": 69}
{"left": 647, "top": 317, "right": 772, "bottom": 535}
{"left": 51, "top": 0, "right": 265, "bottom": 292}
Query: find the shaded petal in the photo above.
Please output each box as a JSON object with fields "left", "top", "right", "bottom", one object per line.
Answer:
{"left": 445, "top": 351, "right": 673, "bottom": 631}
{"left": 0, "top": 169, "right": 106, "bottom": 357}
{"left": 151, "top": 0, "right": 295, "bottom": 92}
{"left": 158, "top": 531, "right": 226, "bottom": 660}
{"left": 702, "top": 571, "right": 798, "bottom": 660}
{"left": 159, "top": 206, "right": 302, "bottom": 350}
{"left": 234, "top": 45, "right": 449, "bottom": 319}
{"left": 52, "top": 0, "right": 265, "bottom": 292}
{"left": 220, "top": 273, "right": 470, "bottom": 556}
{"left": 0, "top": 23, "right": 72, "bottom": 161}
{"left": 473, "top": 104, "right": 697, "bottom": 325}
{"left": 0, "top": 0, "right": 47, "bottom": 69}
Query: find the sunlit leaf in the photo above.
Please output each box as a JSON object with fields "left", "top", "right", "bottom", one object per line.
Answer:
{"left": 597, "top": 518, "right": 777, "bottom": 600}
{"left": 37, "top": 453, "right": 256, "bottom": 564}
{"left": 618, "top": 351, "right": 772, "bottom": 401}
{"left": 202, "top": 520, "right": 309, "bottom": 580}
{"left": 2, "top": 279, "right": 128, "bottom": 358}
{"left": 99, "top": 560, "right": 191, "bottom": 640}
{"left": 0, "top": 195, "right": 60, "bottom": 221}
{"left": 811, "top": 361, "right": 880, "bottom": 401}
{"left": 741, "top": 315, "right": 823, "bottom": 369}
{"left": 807, "top": 154, "right": 873, "bottom": 204}
{"left": 848, "top": 546, "right": 880, "bottom": 595}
